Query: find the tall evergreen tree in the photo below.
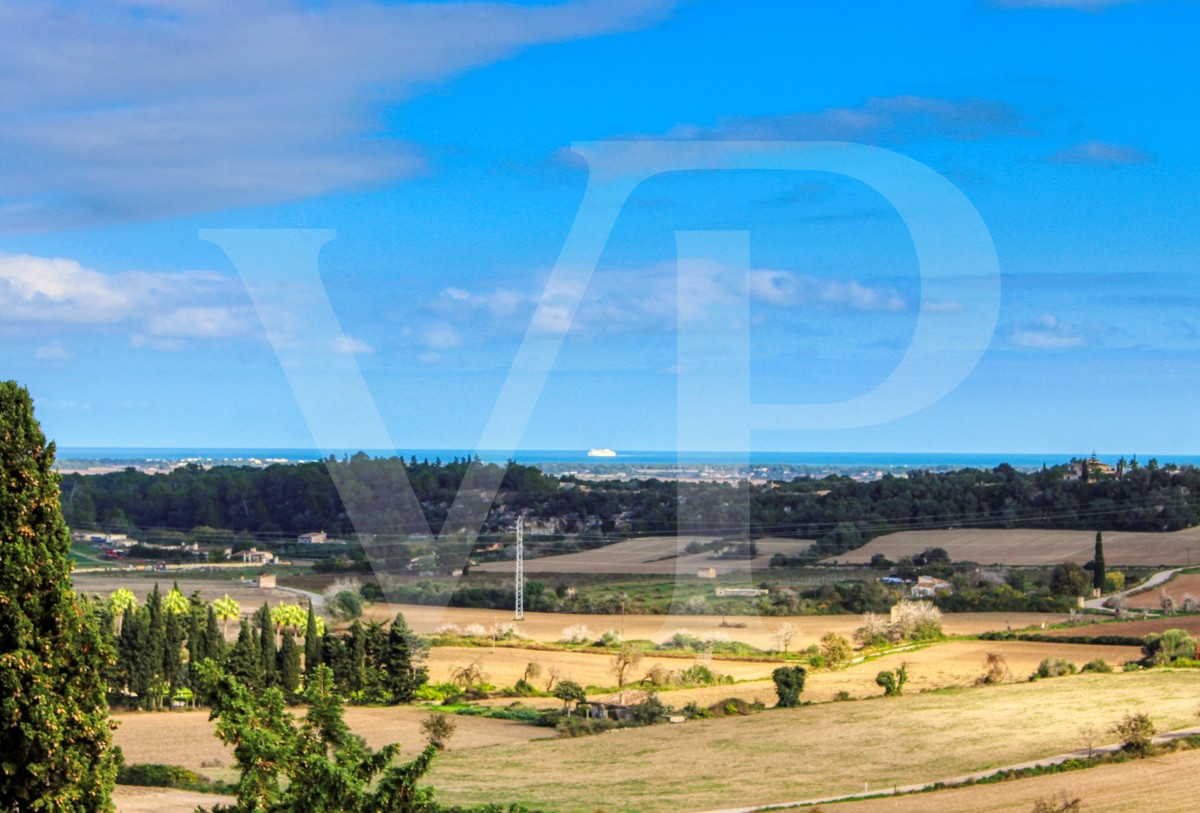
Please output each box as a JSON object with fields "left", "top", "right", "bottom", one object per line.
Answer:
{"left": 227, "top": 620, "right": 264, "bottom": 689}
{"left": 303, "top": 603, "right": 322, "bottom": 677}
{"left": 1094, "top": 530, "right": 1107, "bottom": 592}
{"left": 383, "top": 613, "right": 428, "bottom": 704}
{"left": 205, "top": 605, "right": 226, "bottom": 663}
{"left": 279, "top": 632, "right": 301, "bottom": 697}
{"left": 0, "top": 381, "right": 117, "bottom": 811}
{"left": 254, "top": 603, "right": 278, "bottom": 688}
{"left": 348, "top": 620, "right": 367, "bottom": 696}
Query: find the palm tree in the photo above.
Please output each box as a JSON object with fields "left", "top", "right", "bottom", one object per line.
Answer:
{"left": 108, "top": 587, "right": 137, "bottom": 632}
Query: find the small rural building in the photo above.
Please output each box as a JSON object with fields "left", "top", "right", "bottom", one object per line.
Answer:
{"left": 587, "top": 690, "right": 654, "bottom": 722}
{"left": 240, "top": 548, "right": 276, "bottom": 565}
{"left": 714, "top": 587, "right": 769, "bottom": 598}
{"left": 697, "top": 567, "right": 718, "bottom": 579}
{"left": 297, "top": 530, "right": 327, "bottom": 545}
{"left": 910, "top": 575, "right": 952, "bottom": 599}
{"left": 257, "top": 572, "right": 277, "bottom": 589}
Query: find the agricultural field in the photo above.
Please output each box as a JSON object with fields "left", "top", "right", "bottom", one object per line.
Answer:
{"left": 1125, "top": 572, "right": 1200, "bottom": 609}
{"left": 827, "top": 526, "right": 1200, "bottom": 566}
{"left": 112, "top": 704, "right": 549, "bottom": 783}
{"left": 427, "top": 670, "right": 1200, "bottom": 813}
{"left": 364, "top": 604, "right": 1071, "bottom": 650}
{"left": 474, "top": 535, "right": 813, "bottom": 576}
{"left": 73, "top": 572, "right": 311, "bottom": 609}
{"left": 788, "top": 746, "right": 1200, "bottom": 813}
{"left": 1036, "top": 614, "right": 1200, "bottom": 640}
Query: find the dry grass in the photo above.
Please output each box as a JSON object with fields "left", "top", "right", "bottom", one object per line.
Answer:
{"left": 452, "top": 639, "right": 1141, "bottom": 706}
{"left": 365, "top": 603, "right": 1068, "bottom": 650}
{"left": 114, "top": 786, "right": 234, "bottom": 813}
{"left": 112, "top": 703, "right": 548, "bottom": 781}
{"left": 827, "top": 527, "right": 1200, "bottom": 566}
{"left": 789, "top": 746, "right": 1200, "bottom": 813}
{"left": 474, "top": 535, "right": 812, "bottom": 576}
{"left": 428, "top": 670, "right": 1200, "bottom": 813}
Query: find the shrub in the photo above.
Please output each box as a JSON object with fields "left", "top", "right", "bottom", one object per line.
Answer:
{"left": 1142, "top": 629, "right": 1198, "bottom": 665}
{"left": 1122, "top": 661, "right": 1141, "bottom": 672}
{"left": 559, "top": 624, "right": 591, "bottom": 645}
{"left": 1031, "top": 791, "right": 1082, "bottom": 813}
{"left": 1034, "top": 658, "right": 1077, "bottom": 679}
{"left": 772, "top": 665, "right": 807, "bottom": 708}
{"left": 833, "top": 690, "right": 852, "bottom": 702}
{"left": 116, "top": 763, "right": 205, "bottom": 789}
{"left": 875, "top": 664, "right": 908, "bottom": 696}
{"left": 1110, "top": 711, "right": 1155, "bottom": 755}
{"left": 978, "top": 652, "right": 1013, "bottom": 685}
{"left": 819, "top": 632, "right": 852, "bottom": 667}
{"left": 420, "top": 713, "right": 457, "bottom": 750}
{"left": 599, "top": 629, "right": 623, "bottom": 647}
{"left": 707, "top": 697, "right": 755, "bottom": 717}
{"left": 1080, "top": 658, "right": 1112, "bottom": 674}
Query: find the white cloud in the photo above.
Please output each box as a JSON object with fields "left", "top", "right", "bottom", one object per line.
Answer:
{"left": 748, "top": 270, "right": 907, "bottom": 312}
{"left": 0, "top": 0, "right": 676, "bottom": 230}
{"left": 1009, "top": 314, "right": 1089, "bottom": 349}
{"left": 1046, "top": 140, "right": 1152, "bottom": 165}
{"left": 331, "top": 335, "right": 375, "bottom": 355}
{"left": 662, "top": 95, "right": 1028, "bottom": 144}
{"left": 420, "top": 322, "right": 463, "bottom": 351}
{"left": 34, "top": 341, "right": 71, "bottom": 361}
{"left": 0, "top": 252, "right": 257, "bottom": 344}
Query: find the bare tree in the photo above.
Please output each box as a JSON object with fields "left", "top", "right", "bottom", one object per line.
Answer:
{"left": 773, "top": 622, "right": 802, "bottom": 653}
{"left": 1078, "top": 723, "right": 1100, "bottom": 758}
{"left": 1031, "top": 791, "right": 1082, "bottom": 813}
{"left": 611, "top": 645, "right": 644, "bottom": 687}
{"left": 544, "top": 664, "right": 562, "bottom": 692}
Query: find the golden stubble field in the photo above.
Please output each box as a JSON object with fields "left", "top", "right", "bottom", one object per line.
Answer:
{"left": 474, "top": 535, "right": 813, "bottom": 576}
{"left": 112, "top": 703, "right": 551, "bottom": 782}
{"left": 365, "top": 603, "right": 1070, "bottom": 650}
{"left": 827, "top": 527, "right": 1200, "bottom": 566}
{"left": 428, "top": 670, "right": 1200, "bottom": 813}
{"left": 788, "top": 746, "right": 1200, "bottom": 813}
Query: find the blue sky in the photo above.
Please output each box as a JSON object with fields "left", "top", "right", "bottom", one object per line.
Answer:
{"left": 2, "top": 0, "right": 1199, "bottom": 456}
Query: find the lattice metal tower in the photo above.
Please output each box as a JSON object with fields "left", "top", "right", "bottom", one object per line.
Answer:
{"left": 514, "top": 516, "right": 524, "bottom": 621}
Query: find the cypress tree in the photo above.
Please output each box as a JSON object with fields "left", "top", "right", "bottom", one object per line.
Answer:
{"left": 278, "top": 632, "right": 301, "bottom": 697}
{"left": 227, "top": 620, "right": 264, "bottom": 689}
{"left": 205, "top": 605, "right": 226, "bottom": 662}
{"left": 0, "top": 381, "right": 117, "bottom": 811}
{"left": 384, "top": 613, "right": 428, "bottom": 704}
{"left": 1094, "top": 530, "right": 1106, "bottom": 592}
{"left": 254, "top": 603, "right": 278, "bottom": 688}
{"left": 303, "top": 603, "right": 322, "bottom": 677}
{"left": 348, "top": 620, "right": 367, "bottom": 696}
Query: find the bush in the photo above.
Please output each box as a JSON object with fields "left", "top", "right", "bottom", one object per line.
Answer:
{"left": 707, "top": 697, "right": 756, "bottom": 717}
{"left": 977, "top": 652, "right": 1013, "bottom": 685}
{"left": 819, "top": 632, "right": 852, "bottom": 667}
{"left": 1031, "top": 792, "right": 1082, "bottom": 813}
{"left": 420, "top": 713, "right": 457, "bottom": 750}
{"left": 1034, "top": 658, "right": 1077, "bottom": 679}
{"left": 1110, "top": 711, "right": 1155, "bottom": 755}
{"left": 1080, "top": 658, "right": 1112, "bottom": 674}
{"left": 116, "top": 763, "right": 205, "bottom": 789}
{"left": 875, "top": 664, "right": 907, "bottom": 696}
{"left": 1142, "top": 628, "right": 1198, "bottom": 665}
{"left": 772, "top": 665, "right": 807, "bottom": 708}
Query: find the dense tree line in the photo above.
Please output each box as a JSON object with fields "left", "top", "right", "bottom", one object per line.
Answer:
{"left": 92, "top": 585, "right": 426, "bottom": 710}
{"left": 60, "top": 456, "right": 1200, "bottom": 559}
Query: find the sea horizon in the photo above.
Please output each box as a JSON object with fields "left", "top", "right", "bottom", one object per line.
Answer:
{"left": 53, "top": 447, "right": 1200, "bottom": 470}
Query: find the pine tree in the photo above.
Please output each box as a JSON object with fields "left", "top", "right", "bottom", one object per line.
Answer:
{"left": 303, "top": 603, "right": 322, "bottom": 677}
{"left": 279, "top": 632, "right": 301, "bottom": 697}
{"left": 1094, "top": 530, "right": 1106, "bottom": 592}
{"left": 0, "top": 381, "right": 117, "bottom": 811}
{"left": 384, "top": 613, "right": 428, "bottom": 704}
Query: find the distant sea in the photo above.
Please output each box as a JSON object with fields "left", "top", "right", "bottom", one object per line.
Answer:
{"left": 54, "top": 448, "right": 1200, "bottom": 470}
